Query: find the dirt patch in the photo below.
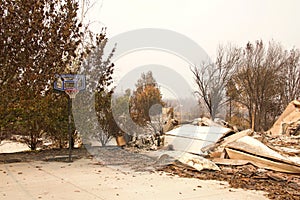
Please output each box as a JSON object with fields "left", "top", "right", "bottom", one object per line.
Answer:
{"left": 0, "top": 148, "right": 91, "bottom": 163}
{"left": 87, "top": 146, "right": 156, "bottom": 171}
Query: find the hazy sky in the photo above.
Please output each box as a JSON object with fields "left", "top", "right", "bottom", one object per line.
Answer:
{"left": 87, "top": 0, "right": 300, "bottom": 57}
{"left": 85, "top": 0, "right": 300, "bottom": 100}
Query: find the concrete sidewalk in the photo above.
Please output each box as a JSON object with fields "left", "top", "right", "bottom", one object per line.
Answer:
{"left": 0, "top": 158, "right": 267, "bottom": 200}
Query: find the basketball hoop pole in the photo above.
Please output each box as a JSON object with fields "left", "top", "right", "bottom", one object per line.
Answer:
{"left": 65, "top": 89, "right": 78, "bottom": 163}
{"left": 68, "top": 96, "right": 72, "bottom": 162}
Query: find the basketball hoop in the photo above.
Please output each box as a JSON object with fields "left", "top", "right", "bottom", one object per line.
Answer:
{"left": 65, "top": 88, "right": 79, "bottom": 99}
{"left": 54, "top": 74, "right": 85, "bottom": 93}
{"left": 53, "top": 74, "right": 85, "bottom": 162}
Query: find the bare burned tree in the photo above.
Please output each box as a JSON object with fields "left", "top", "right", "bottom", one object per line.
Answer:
{"left": 191, "top": 40, "right": 299, "bottom": 131}
{"left": 191, "top": 44, "right": 241, "bottom": 119}
{"left": 228, "top": 40, "right": 298, "bottom": 131}
{"left": 281, "top": 49, "right": 300, "bottom": 105}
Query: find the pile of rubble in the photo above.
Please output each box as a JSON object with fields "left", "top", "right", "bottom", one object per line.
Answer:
{"left": 153, "top": 100, "right": 300, "bottom": 199}
{"left": 121, "top": 108, "right": 180, "bottom": 151}
{"left": 268, "top": 100, "right": 300, "bottom": 136}
{"left": 159, "top": 160, "right": 300, "bottom": 200}
{"left": 117, "top": 100, "right": 300, "bottom": 175}
{"left": 124, "top": 134, "right": 158, "bottom": 151}
{"left": 159, "top": 100, "right": 300, "bottom": 173}
{"left": 203, "top": 129, "right": 300, "bottom": 173}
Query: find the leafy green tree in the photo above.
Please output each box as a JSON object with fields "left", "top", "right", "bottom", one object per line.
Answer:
{"left": 94, "top": 90, "right": 123, "bottom": 146}
{"left": 45, "top": 94, "right": 75, "bottom": 148}
{"left": 76, "top": 30, "right": 121, "bottom": 146}
{"left": 113, "top": 89, "right": 132, "bottom": 118}
{"left": 1, "top": 0, "right": 82, "bottom": 149}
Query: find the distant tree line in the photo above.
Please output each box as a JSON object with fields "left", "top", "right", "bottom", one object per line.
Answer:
{"left": 192, "top": 41, "right": 300, "bottom": 131}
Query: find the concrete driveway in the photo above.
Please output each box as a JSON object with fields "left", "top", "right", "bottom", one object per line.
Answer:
{"left": 0, "top": 158, "right": 268, "bottom": 200}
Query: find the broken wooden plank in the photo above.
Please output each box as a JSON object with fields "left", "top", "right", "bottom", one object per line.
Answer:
{"left": 225, "top": 148, "right": 300, "bottom": 173}
{"left": 201, "top": 129, "right": 253, "bottom": 157}
{"left": 218, "top": 129, "right": 253, "bottom": 147}
{"left": 212, "top": 158, "right": 252, "bottom": 166}
{"left": 226, "top": 136, "right": 300, "bottom": 167}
